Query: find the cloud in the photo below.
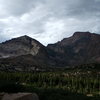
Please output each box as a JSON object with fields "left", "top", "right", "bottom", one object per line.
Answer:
{"left": 0, "top": 0, "right": 38, "bottom": 17}
{"left": 0, "top": 0, "right": 100, "bottom": 45}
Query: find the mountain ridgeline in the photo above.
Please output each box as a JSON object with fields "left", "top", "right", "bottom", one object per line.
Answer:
{"left": 0, "top": 32, "right": 100, "bottom": 71}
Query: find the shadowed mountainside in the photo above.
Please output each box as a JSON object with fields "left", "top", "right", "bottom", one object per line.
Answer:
{"left": 0, "top": 32, "right": 100, "bottom": 71}
{"left": 47, "top": 32, "right": 100, "bottom": 66}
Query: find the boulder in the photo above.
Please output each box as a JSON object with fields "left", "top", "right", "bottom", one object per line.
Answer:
{"left": 1, "top": 93, "right": 39, "bottom": 100}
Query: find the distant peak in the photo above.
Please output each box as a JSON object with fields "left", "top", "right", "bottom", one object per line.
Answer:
{"left": 22, "top": 35, "right": 29, "bottom": 37}
{"left": 13, "top": 35, "right": 35, "bottom": 42}
{"left": 19, "top": 35, "right": 32, "bottom": 39}
{"left": 73, "top": 31, "right": 91, "bottom": 36}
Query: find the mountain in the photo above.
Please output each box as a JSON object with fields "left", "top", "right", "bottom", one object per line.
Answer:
{"left": 0, "top": 32, "right": 100, "bottom": 71}
{"left": 0, "top": 35, "right": 51, "bottom": 71}
{"left": 47, "top": 32, "right": 100, "bottom": 67}
{"left": 0, "top": 35, "right": 46, "bottom": 58}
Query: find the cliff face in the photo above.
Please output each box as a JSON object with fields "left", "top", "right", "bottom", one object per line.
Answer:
{"left": 0, "top": 32, "right": 100, "bottom": 71}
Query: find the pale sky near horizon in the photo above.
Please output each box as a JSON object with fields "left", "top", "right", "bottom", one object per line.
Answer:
{"left": 0, "top": 0, "right": 100, "bottom": 45}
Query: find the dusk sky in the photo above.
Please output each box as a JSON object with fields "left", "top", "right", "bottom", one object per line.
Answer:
{"left": 0, "top": 0, "right": 100, "bottom": 45}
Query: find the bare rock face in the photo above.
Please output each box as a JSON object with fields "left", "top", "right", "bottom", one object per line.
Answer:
{"left": 0, "top": 35, "right": 44, "bottom": 58}
{"left": 1, "top": 93, "right": 39, "bottom": 100}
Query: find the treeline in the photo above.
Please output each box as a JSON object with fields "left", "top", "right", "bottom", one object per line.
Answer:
{"left": 0, "top": 70, "right": 99, "bottom": 96}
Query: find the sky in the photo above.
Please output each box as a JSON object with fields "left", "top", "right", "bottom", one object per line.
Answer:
{"left": 0, "top": 0, "right": 100, "bottom": 45}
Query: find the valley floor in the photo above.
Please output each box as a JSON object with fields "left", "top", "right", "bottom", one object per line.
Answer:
{"left": 0, "top": 68, "right": 100, "bottom": 100}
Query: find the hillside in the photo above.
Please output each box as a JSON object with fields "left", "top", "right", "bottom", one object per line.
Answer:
{"left": 47, "top": 32, "right": 100, "bottom": 66}
{"left": 0, "top": 32, "right": 100, "bottom": 71}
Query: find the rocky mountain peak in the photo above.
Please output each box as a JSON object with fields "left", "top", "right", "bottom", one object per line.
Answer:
{"left": 2, "top": 35, "right": 40, "bottom": 45}
{"left": 0, "top": 35, "right": 45, "bottom": 58}
{"left": 73, "top": 31, "right": 91, "bottom": 37}
{"left": 16, "top": 35, "right": 32, "bottom": 42}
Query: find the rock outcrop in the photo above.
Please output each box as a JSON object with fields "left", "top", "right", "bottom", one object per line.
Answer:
{"left": 1, "top": 93, "right": 39, "bottom": 100}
